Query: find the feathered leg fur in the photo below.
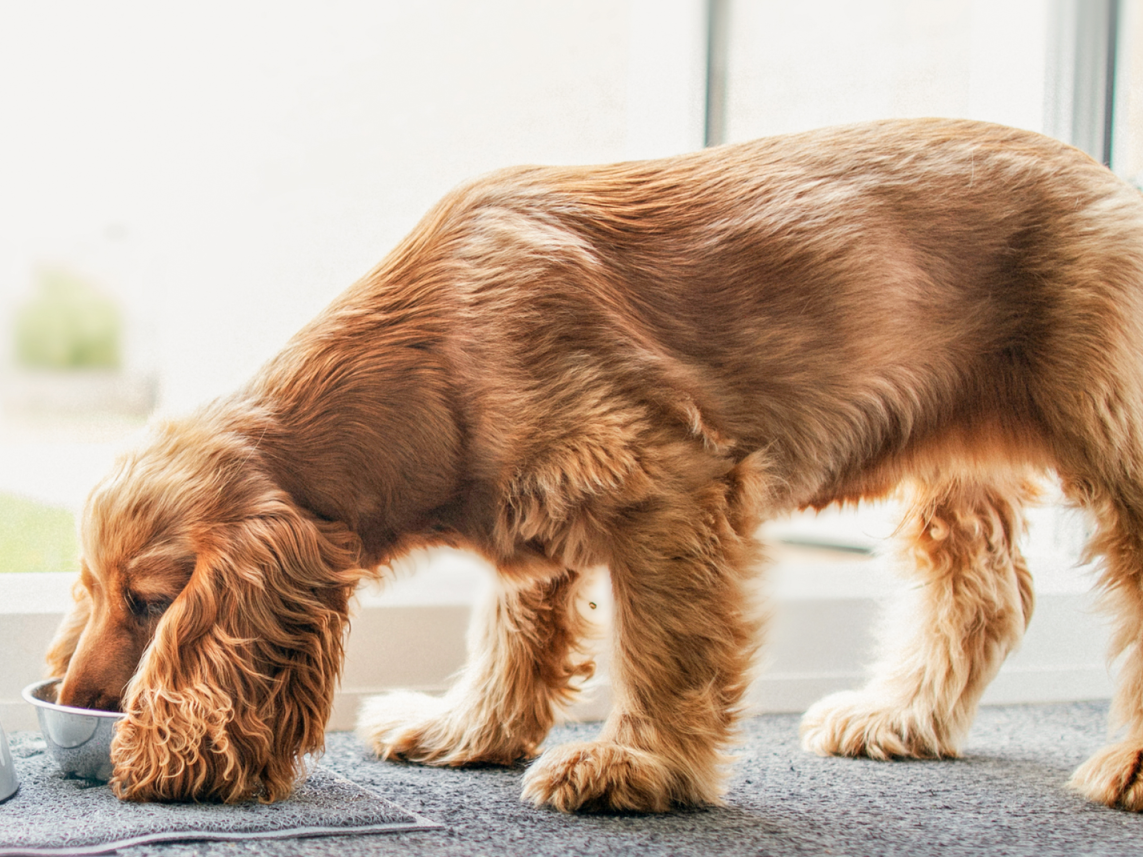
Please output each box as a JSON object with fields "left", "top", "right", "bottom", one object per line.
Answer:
{"left": 358, "top": 559, "right": 593, "bottom": 766}
{"left": 801, "top": 475, "right": 1035, "bottom": 760}
{"left": 520, "top": 449, "right": 765, "bottom": 812}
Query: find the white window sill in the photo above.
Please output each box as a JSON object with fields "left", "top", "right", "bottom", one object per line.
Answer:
{"left": 0, "top": 539, "right": 1111, "bottom": 733}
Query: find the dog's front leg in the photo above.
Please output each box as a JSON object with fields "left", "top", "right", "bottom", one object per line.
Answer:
{"left": 357, "top": 560, "right": 591, "bottom": 766}
{"left": 521, "top": 481, "right": 761, "bottom": 812}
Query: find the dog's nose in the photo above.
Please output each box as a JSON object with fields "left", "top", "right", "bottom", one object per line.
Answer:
{"left": 56, "top": 676, "right": 123, "bottom": 713}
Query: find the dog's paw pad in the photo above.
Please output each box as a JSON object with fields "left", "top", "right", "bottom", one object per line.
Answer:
{"left": 1071, "top": 742, "right": 1143, "bottom": 811}
{"left": 521, "top": 741, "right": 679, "bottom": 812}
{"left": 800, "top": 691, "right": 953, "bottom": 761}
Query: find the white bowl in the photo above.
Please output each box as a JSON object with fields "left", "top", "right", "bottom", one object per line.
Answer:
{"left": 22, "top": 678, "right": 124, "bottom": 782}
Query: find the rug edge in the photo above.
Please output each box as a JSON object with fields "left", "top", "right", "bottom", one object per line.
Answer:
{"left": 0, "top": 816, "right": 444, "bottom": 857}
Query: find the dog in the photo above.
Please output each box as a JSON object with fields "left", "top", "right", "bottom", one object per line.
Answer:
{"left": 46, "top": 118, "right": 1143, "bottom": 812}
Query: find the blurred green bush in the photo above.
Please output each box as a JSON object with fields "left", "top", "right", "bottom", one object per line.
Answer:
{"left": 14, "top": 269, "right": 121, "bottom": 370}
{"left": 0, "top": 493, "right": 78, "bottom": 573}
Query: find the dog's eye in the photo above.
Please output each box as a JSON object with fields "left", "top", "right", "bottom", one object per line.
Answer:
{"left": 125, "top": 591, "right": 172, "bottom": 621}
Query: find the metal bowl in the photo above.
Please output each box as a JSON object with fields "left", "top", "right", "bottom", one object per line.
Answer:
{"left": 22, "top": 678, "right": 125, "bottom": 782}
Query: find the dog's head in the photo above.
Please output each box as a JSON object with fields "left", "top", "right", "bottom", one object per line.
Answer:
{"left": 49, "top": 414, "right": 364, "bottom": 802}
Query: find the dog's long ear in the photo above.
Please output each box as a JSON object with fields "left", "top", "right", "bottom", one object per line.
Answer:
{"left": 45, "top": 577, "right": 92, "bottom": 678}
{"left": 109, "top": 497, "right": 363, "bottom": 803}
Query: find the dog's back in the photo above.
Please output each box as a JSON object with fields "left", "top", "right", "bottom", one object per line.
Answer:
{"left": 361, "top": 119, "right": 1143, "bottom": 513}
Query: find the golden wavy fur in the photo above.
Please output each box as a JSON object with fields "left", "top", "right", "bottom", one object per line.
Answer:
{"left": 47, "top": 118, "right": 1143, "bottom": 812}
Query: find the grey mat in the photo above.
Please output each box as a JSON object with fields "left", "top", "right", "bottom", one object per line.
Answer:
{"left": 7, "top": 703, "right": 1143, "bottom": 856}
{"left": 0, "top": 734, "right": 440, "bottom": 856}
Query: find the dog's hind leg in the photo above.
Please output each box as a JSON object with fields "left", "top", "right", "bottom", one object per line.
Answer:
{"left": 357, "top": 559, "right": 593, "bottom": 766}
{"left": 1067, "top": 476, "right": 1143, "bottom": 811}
{"left": 800, "top": 475, "right": 1035, "bottom": 760}
{"left": 1025, "top": 240, "right": 1143, "bottom": 810}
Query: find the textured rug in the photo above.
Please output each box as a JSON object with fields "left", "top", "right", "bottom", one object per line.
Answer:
{"left": 0, "top": 734, "right": 440, "bottom": 856}
{"left": 5, "top": 704, "right": 1143, "bottom": 856}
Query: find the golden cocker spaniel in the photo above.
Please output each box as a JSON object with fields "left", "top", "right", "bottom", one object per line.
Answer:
{"left": 47, "top": 118, "right": 1143, "bottom": 812}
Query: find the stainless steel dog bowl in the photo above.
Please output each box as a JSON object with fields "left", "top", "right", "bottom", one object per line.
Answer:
{"left": 22, "top": 678, "right": 124, "bottom": 782}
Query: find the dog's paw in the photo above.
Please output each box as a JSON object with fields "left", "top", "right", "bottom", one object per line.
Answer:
{"left": 1071, "top": 741, "right": 1143, "bottom": 811}
{"left": 356, "top": 690, "right": 448, "bottom": 761}
{"left": 521, "top": 741, "right": 696, "bottom": 813}
{"left": 800, "top": 690, "right": 956, "bottom": 761}
{"left": 356, "top": 690, "right": 533, "bottom": 766}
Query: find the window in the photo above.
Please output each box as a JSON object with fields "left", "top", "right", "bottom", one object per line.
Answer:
{"left": 0, "top": 2, "right": 1135, "bottom": 723}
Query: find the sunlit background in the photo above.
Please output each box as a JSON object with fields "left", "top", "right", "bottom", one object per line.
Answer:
{"left": 0, "top": 0, "right": 1139, "bottom": 573}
